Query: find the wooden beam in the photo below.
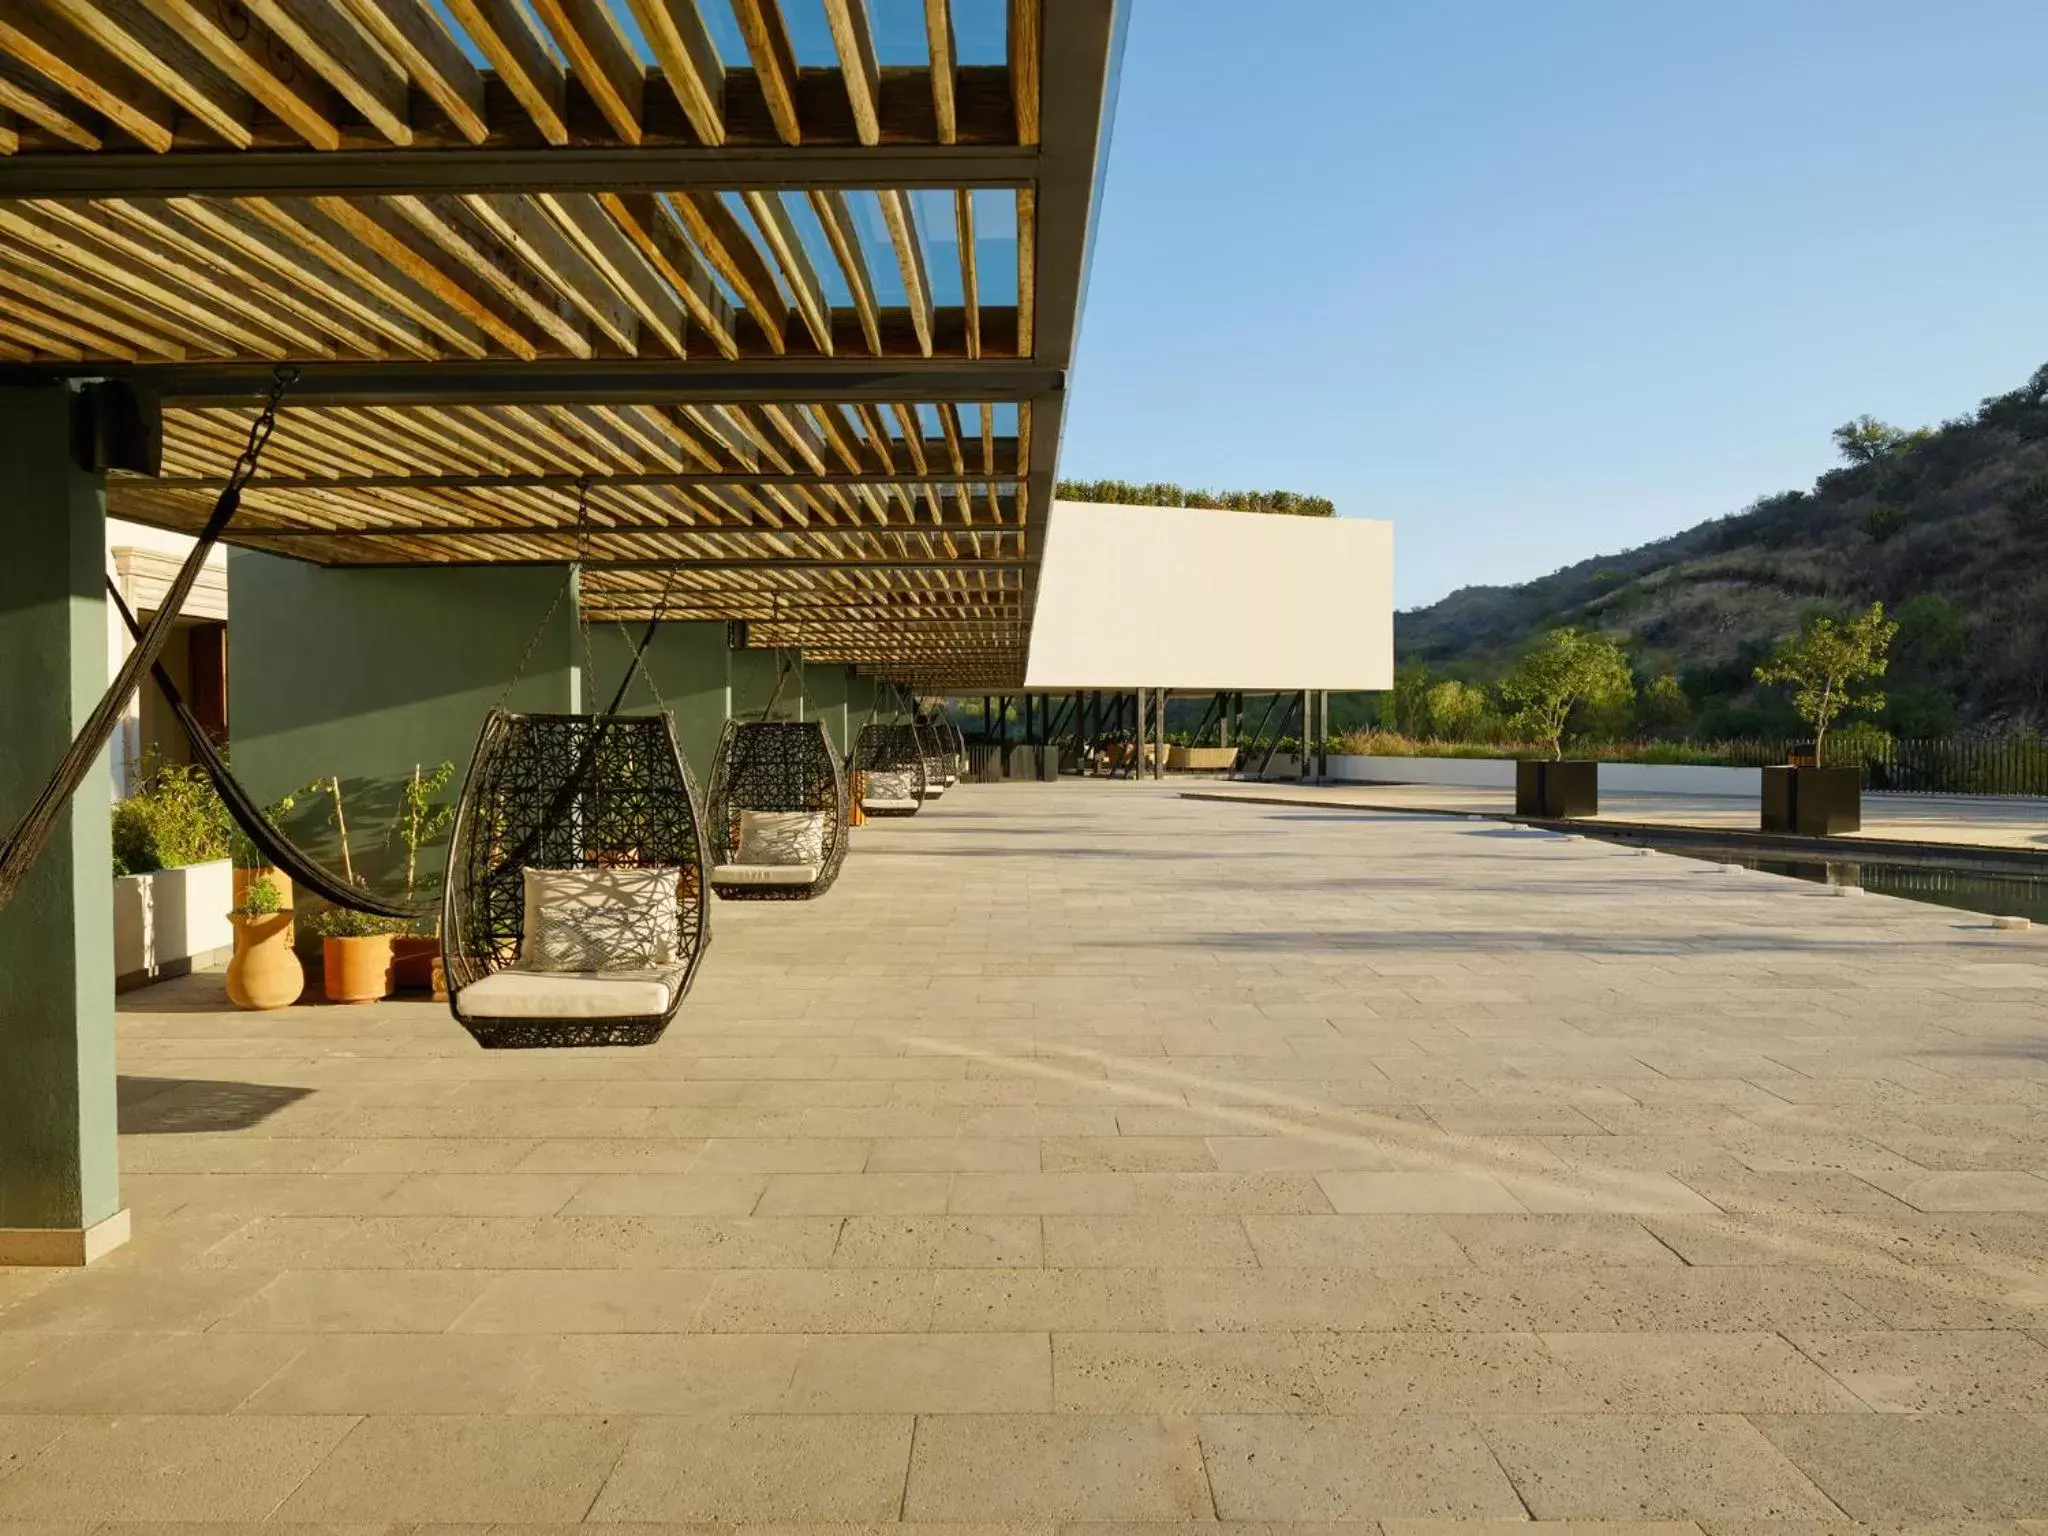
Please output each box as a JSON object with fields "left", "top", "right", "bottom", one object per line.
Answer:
{"left": 625, "top": 0, "right": 723, "bottom": 146}
{"left": 821, "top": 0, "right": 880, "bottom": 147}
{"left": 0, "top": 55, "right": 98, "bottom": 148}
{"left": 925, "top": 0, "right": 956, "bottom": 145}
{"left": 956, "top": 188, "right": 979, "bottom": 360}
{"left": 537, "top": 192, "right": 686, "bottom": 357}
{"left": 314, "top": 196, "right": 541, "bottom": 359}
{"left": 242, "top": 0, "right": 411, "bottom": 146}
{"left": 596, "top": 192, "right": 738, "bottom": 360}
{"left": 45, "top": 0, "right": 251, "bottom": 147}
{"left": 670, "top": 190, "right": 790, "bottom": 355}
{"left": 807, "top": 190, "right": 882, "bottom": 356}
{"left": 0, "top": 0, "right": 175, "bottom": 151}
{"left": 336, "top": 0, "right": 487, "bottom": 145}
{"left": 440, "top": 0, "right": 567, "bottom": 145}
{"left": 461, "top": 192, "right": 640, "bottom": 354}
{"left": 137, "top": 0, "right": 337, "bottom": 150}
{"left": 879, "top": 189, "right": 933, "bottom": 358}
{"left": 1009, "top": 0, "right": 1039, "bottom": 145}
{"left": 531, "top": 0, "right": 643, "bottom": 145}
{"left": 731, "top": 0, "right": 800, "bottom": 147}
{"left": 1015, "top": 183, "right": 1035, "bottom": 357}
{"left": 387, "top": 194, "right": 592, "bottom": 357}
{"left": 742, "top": 190, "right": 833, "bottom": 355}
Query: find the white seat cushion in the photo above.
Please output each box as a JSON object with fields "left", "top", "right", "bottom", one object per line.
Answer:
{"left": 711, "top": 862, "right": 822, "bottom": 887}
{"left": 520, "top": 866, "right": 680, "bottom": 971}
{"left": 921, "top": 781, "right": 947, "bottom": 798}
{"left": 864, "top": 769, "right": 915, "bottom": 801}
{"left": 458, "top": 968, "right": 671, "bottom": 1020}
{"left": 734, "top": 809, "right": 826, "bottom": 867}
{"left": 862, "top": 795, "right": 919, "bottom": 811}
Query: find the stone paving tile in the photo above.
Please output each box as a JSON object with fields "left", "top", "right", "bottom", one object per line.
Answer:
{"left": 46, "top": 783, "right": 2048, "bottom": 1531}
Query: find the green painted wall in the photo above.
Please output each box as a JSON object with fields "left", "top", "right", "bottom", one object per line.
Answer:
{"left": 0, "top": 385, "right": 120, "bottom": 1232}
{"left": 729, "top": 644, "right": 796, "bottom": 720}
{"left": 802, "top": 660, "right": 853, "bottom": 758}
{"left": 585, "top": 620, "right": 729, "bottom": 791}
{"left": 226, "top": 551, "right": 581, "bottom": 898}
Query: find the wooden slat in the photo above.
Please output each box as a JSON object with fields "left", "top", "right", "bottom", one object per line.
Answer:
{"left": 955, "top": 188, "right": 979, "bottom": 360}
{"left": 336, "top": 0, "right": 487, "bottom": 145}
{"left": 46, "top": 0, "right": 251, "bottom": 147}
{"left": 169, "top": 197, "right": 431, "bottom": 356}
{"left": 878, "top": 189, "right": 933, "bottom": 357}
{"left": 462, "top": 192, "right": 639, "bottom": 354}
{"left": 536, "top": 193, "right": 685, "bottom": 357}
{"left": 440, "top": 0, "right": 566, "bottom": 146}
{"left": 1015, "top": 184, "right": 1034, "bottom": 357}
{"left": 99, "top": 198, "right": 375, "bottom": 355}
{"left": 0, "top": 0, "right": 175, "bottom": 152}
{"left": 1009, "top": 0, "right": 1038, "bottom": 145}
{"left": 742, "top": 190, "right": 832, "bottom": 355}
{"left": 136, "top": 0, "right": 336, "bottom": 151}
{"left": 531, "top": 0, "right": 643, "bottom": 145}
{"left": 731, "top": 0, "right": 800, "bottom": 147}
{"left": 623, "top": 0, "right": 722, "bottom": 146}
{"left": 925, "top": 0, "right": 956, "bottom": 145}
{"left": 807, "top": 190, "right": 881, "bottom": 356}
{"left": 598, "top": 192, "right": 738, "bottom": 360}
{"left": 24, "top": 199, "right": 326, "bottom": 353}
{"left": 315, "top": 196, "right": 540, "bottom": 358}
{"left": 0, "top": 233, "right": 230, "bottom": 355}
{"left": 244, "top": 195, "right": 490, "bottom": 356}
{"left": 388, "top": 195, "right": 590, "bottom": 357}
{"left": 670, "top": 191, "right": 789, "bottom": 354}
{"left": 0, "top": 58, "right": 96, "bottom": 148}
{"left": 242, "top": 0, "right": 410, "bottom": 147}
{"left": 821, "top": 0, "right": 880, "bottom": 147}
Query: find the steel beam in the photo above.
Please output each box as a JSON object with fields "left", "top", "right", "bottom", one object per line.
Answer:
{"left": 0, "top": 145, "right": 1041, "bottom": 199}
{"left": 169, "top": 519, "right": 1021, "bottom": 540}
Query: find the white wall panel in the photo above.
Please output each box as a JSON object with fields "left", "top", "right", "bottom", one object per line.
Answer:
{"left": 1024, "top": 500, "right": 1394, "bottom": 690}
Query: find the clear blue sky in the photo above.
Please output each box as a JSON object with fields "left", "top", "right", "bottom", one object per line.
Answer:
{"left": 1060, "top": 0, "right": 2048, "bottom": 609}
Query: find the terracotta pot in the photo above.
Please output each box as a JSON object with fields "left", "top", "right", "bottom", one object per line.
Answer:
{"left": 233, "top": 867, "right": 295, "bottom": 944}
{"left": 226, "top": 910, "right": 304, "bottom": 1010}
{"left": 391, "top": 934, "right": 441, "bottom": 992}
{"left": 322, "top": 933, "right": 395, "bottom": 1004}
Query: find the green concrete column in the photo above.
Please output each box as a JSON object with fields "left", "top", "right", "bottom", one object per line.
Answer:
{"left": 802, "top": 660, "right": 853, "bottom": 758}
{"left": 227, "top": 552, "right": 582, "bottom": 890}
{"left": 0, "top": 385, "right": 125, "bottom": 1264}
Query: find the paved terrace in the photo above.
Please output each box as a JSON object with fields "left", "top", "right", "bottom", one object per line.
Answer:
{"left": 5, "top": 782, "right": 2048, "bottom": 1528}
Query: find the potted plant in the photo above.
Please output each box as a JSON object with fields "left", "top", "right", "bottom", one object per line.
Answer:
{"left": 304, "top": 902, "right": 407, "bottom": 1004}
{"left": 230, "top": 784, "right": 305, "bottom": 945}
{"left": 110, "top": 753, "right": 236, "bottom": 988}
{"left": 224, "top": 874, "right": 303, "bottom": 1010}
{"left": 1498, "top": 628, "right": 1634, "bottom": 818}
{"left": 390, "top": 762, "right": 453, "bottom": 992}
{"left": 1754, "top": 601, "right": 1896, "bottom": 836}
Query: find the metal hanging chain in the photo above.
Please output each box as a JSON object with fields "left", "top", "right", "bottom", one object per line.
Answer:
{"left": 490, "top": 570, "right": 573, "bottom": 715}
{"left": 607, "top": 556, "right": 684, "bottom": 719}
{"left": 0, "top": 366, "right": 298, "bottom": 913}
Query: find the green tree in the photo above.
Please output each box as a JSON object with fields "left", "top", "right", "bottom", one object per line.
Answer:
{"left": 1832, "top": 416, "right": 1929, "bottom": 467}
{"left": 1753, "top": 601, "right": 1898, "bottom": 761}
{"left": 1637, "top": 672, "right": 1691, "bottom": 731}
{"left": 1862, "top": 502, "right": 1908, "bottom": 542}
{"left": 1497, "top": 629, "right": 1635, "bottom": 761}
{"left": 1423, "top": 679, "right": 1492, "bottom": 741}
{"left": 1386, "top": 663, "right": 1433, "bottom": 735}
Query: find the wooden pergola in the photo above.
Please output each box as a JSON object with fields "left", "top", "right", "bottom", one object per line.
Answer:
{"left": 0, "top": 0, "right": 1124, "bottom": 691}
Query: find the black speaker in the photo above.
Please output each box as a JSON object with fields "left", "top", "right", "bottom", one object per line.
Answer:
{"left": 70, "top": 381, "right": 163, "bottom": 475}
{"left": 726, "top": 619, "right": 750, "bottom": 650}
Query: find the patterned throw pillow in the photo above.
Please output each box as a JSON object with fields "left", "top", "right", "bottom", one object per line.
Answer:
{"left": 735, "top": 810, "right": 826, "bottom": 867}
{"left": 519, "top": 866, "right": 680, "bottom": 972}
{"left": 865, "top": 770, "right": 914, "bottom": 801}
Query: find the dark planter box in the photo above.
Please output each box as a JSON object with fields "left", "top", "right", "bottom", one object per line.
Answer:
{"left": 1515, "top": 759, "right": 1598, "bottom": 818}
{"left": 1762, "top": 764, "right": 1861, "bottom": 836}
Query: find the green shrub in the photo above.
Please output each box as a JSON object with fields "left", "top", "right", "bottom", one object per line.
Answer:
{"left": 302, "top": 903, "right": 409, "bottom": 940}
{"left": 110, "top": 755, "right": 233, "bottom": 877}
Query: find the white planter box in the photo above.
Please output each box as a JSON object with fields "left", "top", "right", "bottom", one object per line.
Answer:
{"left": 1240, "top": 754, "right": 1304, "bottom": 780}
{"left": 1326, "top": 755, "right": 1762, "bottom": 798}
{"left": 113, "top": 859, "right": 234, "bottom": 992}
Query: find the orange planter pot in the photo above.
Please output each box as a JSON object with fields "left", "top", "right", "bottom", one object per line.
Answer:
{"left": 322, "top": 934, "right": 395, "bottom": 1004}
{"left": 233, "top": 868, "right": 295, "bottom": 944}
{"left": 391, "top": 934, "right": 441, "bottom": 992}
{"left": 226, "top": 911, "right": 304, "bottom": 1010}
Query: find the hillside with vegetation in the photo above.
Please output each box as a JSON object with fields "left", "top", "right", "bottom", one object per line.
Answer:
{"left": 1394, "top": 362, "right": 2048, "bottom": 736}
